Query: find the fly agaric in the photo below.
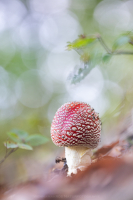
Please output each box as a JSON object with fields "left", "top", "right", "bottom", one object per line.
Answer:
{"left": 51, "top": 101, "right": 101, "bottom": 176}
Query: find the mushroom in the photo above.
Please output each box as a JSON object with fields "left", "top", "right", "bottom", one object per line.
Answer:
{"left": 51, "top": 101, "right": 101, "bottom": 176}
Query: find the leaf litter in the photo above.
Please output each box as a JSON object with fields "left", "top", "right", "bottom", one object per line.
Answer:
{"left": 1, "top": 123, "right": 133, "bottom": 200}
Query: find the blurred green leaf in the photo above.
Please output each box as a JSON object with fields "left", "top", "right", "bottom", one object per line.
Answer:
{"left": 26, "top": 134, "right": 49, "bottom": 146}
{"left": 67, "top": 36, "right": 96, "bottom": 50}
{"left": 11, "top": 129, "right": 29, "bottom": 141}
{"left": 7, "top": 132, "right": 20, "bottom": 143}
{"left": 18, "top": 143, "right": 33, "bottom": 150}
{"left": 113, "top": 36, "right": 130, "bottom": 50}
{"left": 102, "top": 54, "right": 112, "bottom": 63}
{"left": 68, "top": 62, "right": 92, "bottom": 84}
{"left": 7, "top": 129, "right": 29, "bottom": 143}
{"left": 68, "top": 51, "right": 103, "bottom": 84}
{"left": 4, "top": 141, "right": 18, "bottom": 149}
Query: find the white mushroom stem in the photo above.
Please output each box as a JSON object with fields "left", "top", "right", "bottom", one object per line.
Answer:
{"left": 65, "top": 146, "right": 93, "bottom": 176}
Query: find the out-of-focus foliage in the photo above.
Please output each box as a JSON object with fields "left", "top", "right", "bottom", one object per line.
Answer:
{"left": 67, "top": 33, "right": 133, "bottom": 84}
{"left": 4, "top": 141, "right": 18, "bottom": 149}
{"left": 68, "top": 62, "right": 91, "bottom": 84}
{"left": 4, "top": 129, "right": 48, "bottom": 150}
{"left": 67, "top": 35, "right": 96, "bottom": 50}
{"left": 112, "top": 35, "right": 130, "bottom": 50}
{"left": 26, "top": 134, "right": 49, "bottom": 146}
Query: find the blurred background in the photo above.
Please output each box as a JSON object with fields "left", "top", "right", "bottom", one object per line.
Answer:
{"left": 0, "top": 0, "right": 133, "bottom": 186}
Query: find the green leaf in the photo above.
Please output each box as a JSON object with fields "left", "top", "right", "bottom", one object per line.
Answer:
{"left": 11, "top": 129, "right": 29, "bottom": 140}
{"left": 102, "top": 54, "right": 112, "bottom": 63}
{"left": 7, "top": 132, "right": 20, "bottom": 142}
{"left": 26, "top": 134, "right": 49, "bottom": 146}
{"left": 4, "top": 141, "right": 18, "bottom": 149}
{"left": 113, "top": 36, "right": 130, "bottom": 50}
{"left": 68, "top": 51, "right": 103, "bottom": 84}
{"left": 18, "top": 143, "right": 33, "bottom": 150}
{"left": 67, "top": 36, "right": 96, "bottom": 50}
{"left": 68, "top": 62, "right": 93, "bottom": 84}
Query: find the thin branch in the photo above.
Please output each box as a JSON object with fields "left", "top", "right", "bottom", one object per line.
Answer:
{"left": 96, "top": 35, "right": 133, "bottom": 56}
{"left": 97, "top": 35, "right": 112, "bottom": 54}
{"left": 129, "top": 41, "right": 133, "bottom": 45}
{"left": 112, "top": 51, "right": 133, "bottom": 55}
{"left": 5, "top": 140, "right": 8, "bottom": 156}
{"left": 0, "top": 148, "right": 18, "bottom": 165}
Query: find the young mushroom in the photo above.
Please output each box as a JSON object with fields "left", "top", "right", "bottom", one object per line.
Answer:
{"left": 51, "top": 101, "right": 101, "bottom": 176}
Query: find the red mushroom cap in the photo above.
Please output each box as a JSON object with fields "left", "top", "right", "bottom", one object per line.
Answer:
{"left": 51, "top": 102, "right": 101, "bottom": 149}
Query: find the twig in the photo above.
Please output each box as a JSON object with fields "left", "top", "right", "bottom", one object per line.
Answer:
{"left": 96, "top": 35, "right": 133, "bottom": 56}
{"left": 5, "top": 140, "right": 8, "bottom": 156}
{"left": 112, "top": 51, "right": 133, "bottom": 55}
{"left": 97, "top": 35, "right": 112, "bottom": 54}
{"left": 129, "top": 40, "right": 133, "bottom": 45}
{"left": 0, "top": 148, "right": 18, "bottom": 165}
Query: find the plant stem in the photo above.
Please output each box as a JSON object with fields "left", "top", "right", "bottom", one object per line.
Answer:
{"left": 0, "top": 148, "right": 18, "bottom": 165}
{"left": 112, "top": 51, "right": 133, "bottom": 55}
{"left": 97, "top": 35, "right": 133, "bottom": 55}
{"left": 97, "top": 36, "right": 112, "bottom": 54}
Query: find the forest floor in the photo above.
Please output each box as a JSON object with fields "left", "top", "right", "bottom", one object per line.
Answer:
{"left": 1, "top": 137, "right": 133, "bottom": 200}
